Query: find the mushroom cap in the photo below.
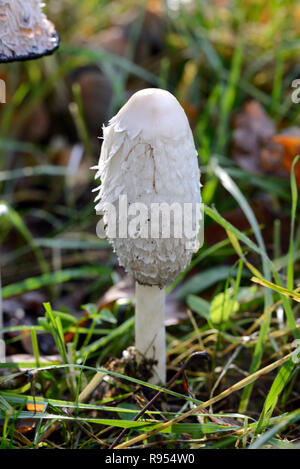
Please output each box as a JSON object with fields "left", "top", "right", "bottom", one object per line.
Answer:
{"left": 0, "top": 0, "right": 59, "bottom": 63}
{"left": 94, "top": 88, "right": 202, "bottom": 287}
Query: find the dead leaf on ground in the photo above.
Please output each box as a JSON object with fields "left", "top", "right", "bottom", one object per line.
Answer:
{"left": 272, "top": 135, "right": 300, "bottom": 182}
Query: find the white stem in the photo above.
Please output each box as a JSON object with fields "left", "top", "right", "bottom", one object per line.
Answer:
{"left": 135, "top": 283, "right": 166, "bottom": 384}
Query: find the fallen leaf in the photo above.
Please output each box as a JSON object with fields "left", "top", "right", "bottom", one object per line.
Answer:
{"left": 232, "top": 100, "right": 300, "bottom": 186}
{"left": 97, "top": 274, "right": 135, "bottom": 310}
{"left": 232, "top": 100, "right": 276, "bottom": 175}
{"left": 0, "top": 418, "right": 37, "bottom": 434}
{"left": 26, "top": 403, "right": 45, "bottom": 412}
{"left": 272, "top": 135, "right": 300, "bottom": 185}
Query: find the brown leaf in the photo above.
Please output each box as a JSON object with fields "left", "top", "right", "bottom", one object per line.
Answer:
{"left": 0, "top": 418, "right": 37, "bottom": 434}
{"left": 26, "top": 403, "right": 45, "bottom": 412}
{"left": 232, "top": 100, "right": 276, "bottom": 174}
{"left": 232, "top": 100, "right": 300, "bottom": 186}
{"left": 97, "top": 274, "right": 135, "bottom": 310}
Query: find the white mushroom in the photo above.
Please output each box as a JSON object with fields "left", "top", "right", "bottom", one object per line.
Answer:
{"left": 94, "top": 88, "right": 202, "bottom": 384}
{"left": 0, "top": 0, "right": 59, "bottom": 62}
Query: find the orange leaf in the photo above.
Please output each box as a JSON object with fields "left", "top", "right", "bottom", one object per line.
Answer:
{"left": 26, "top": 403, "right": 45, "bottom": 412}
{"left": 273, "top": 135, "right": 300, "bottom": 186}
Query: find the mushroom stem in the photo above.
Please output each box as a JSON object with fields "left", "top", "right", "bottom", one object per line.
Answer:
{"left": 135, "top": 283, "right": 166, "bottom": 384}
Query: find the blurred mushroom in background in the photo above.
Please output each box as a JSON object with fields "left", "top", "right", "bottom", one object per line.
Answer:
{"left": 0, "top": 0, "right": 59, "bottom": 63}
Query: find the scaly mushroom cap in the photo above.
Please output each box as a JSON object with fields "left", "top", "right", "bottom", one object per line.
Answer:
{"left": 0, "top": 0, "right": 59, "bottom": 62}
{"left": 94, "top": 88, "right": 202, "bottom": 287}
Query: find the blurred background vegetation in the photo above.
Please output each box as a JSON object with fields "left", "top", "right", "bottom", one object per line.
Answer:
{"left": 0, "top": 0, "right": 300, "bottom": 449}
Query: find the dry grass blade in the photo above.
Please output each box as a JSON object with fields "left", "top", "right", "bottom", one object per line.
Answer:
{"left": 251, "top": 277, "right": 300, "bottom": 303}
